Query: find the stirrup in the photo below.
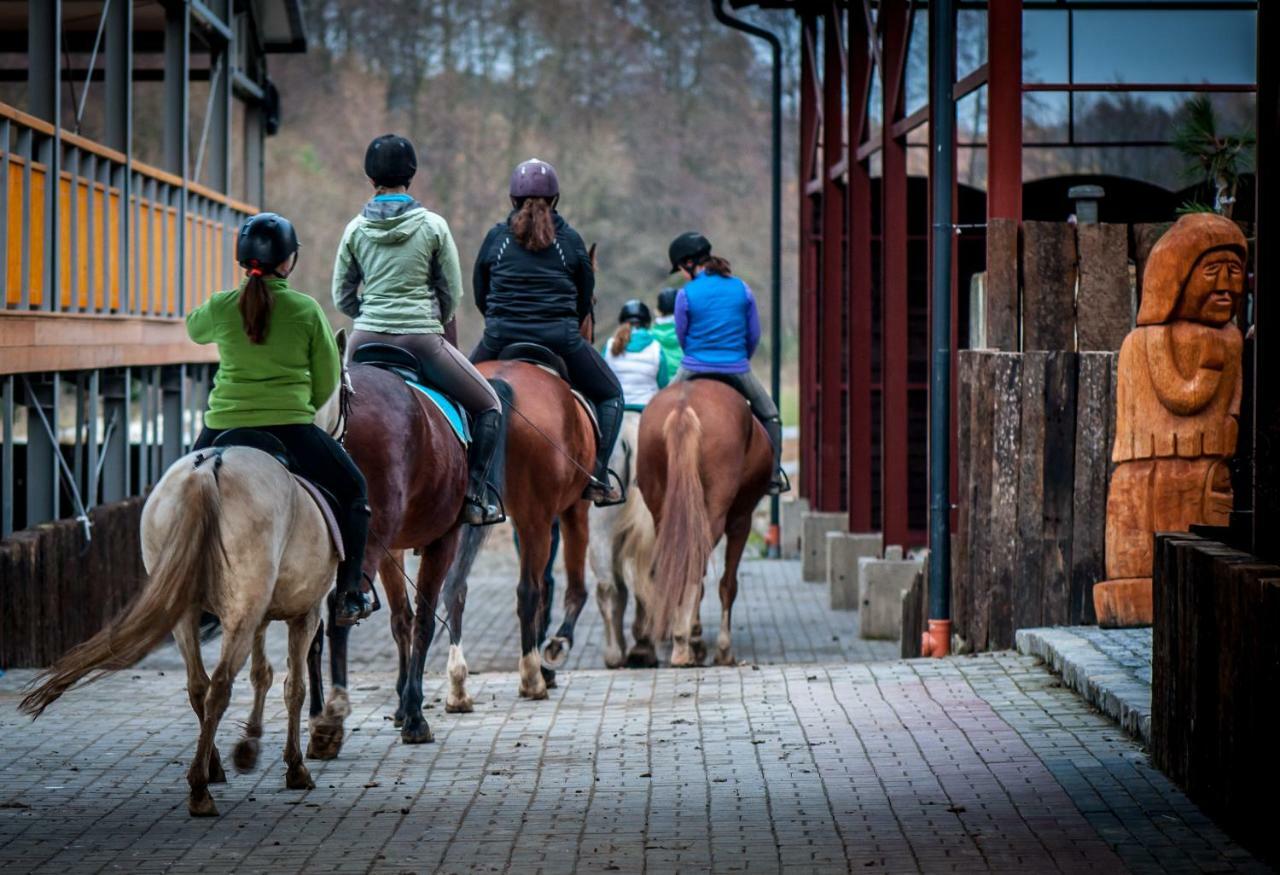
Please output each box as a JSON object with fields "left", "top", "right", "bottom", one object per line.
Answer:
{"left": 463, "top": 484, "right": 506, "bottom": 526}
{"left": 584, "top": 468, "right": 626, "bottom": 507}
{"left": 766, "top": 467, "right": 792, "bottom": 497}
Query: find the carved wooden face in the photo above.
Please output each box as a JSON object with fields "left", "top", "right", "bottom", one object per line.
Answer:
{"left": 1175, "top": 249, "right": 1244, "bottom": 326}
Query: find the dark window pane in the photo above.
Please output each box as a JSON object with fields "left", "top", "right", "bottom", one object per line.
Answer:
{"left": 1023, "top": 10, "right": 1069, "bottom": 84}
{"left": 1023, "top": 144, "right": 1184, "bottom": 189}
{"left": 957, "top": 85, "right": 987, "bottom": 145}
{"left": 959, "top": 145, "right": 988, "bottom": 192}
{"left": 1073, "top": 91, "right": 1256, "bottom": 144}
{"left": 905, "top": 7, "right": 929, "bottom": 119}
{"left": 957, "top": 9, "right": 988, "bottom": 79}
{"left": 1072, "top": 10, "right": 1255, "bottom": 84}
{"left": 1024, "top": 92, "right": 1070, "bottom": 144}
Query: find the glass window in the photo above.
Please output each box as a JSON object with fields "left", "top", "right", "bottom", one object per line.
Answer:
{"left": 904, "top": 7, "right": 929, "bottom": 119}
{"left": 956, "top": 9, "right": 988, "bottom": 79}
{"left": 959, "top": 145, "right": 988, "bottom": 191}
{"left": 1023, "top": 10, "right": 1069, "bottom": 84}
{"left": 1023, "top": 144, "right": 1184, "bottom": 189}
{"left": 957, "top": 85, "right": 987, "bottom": 146}
{"left": 1072, "top": 91, "right": 1255, "bottom": 144}
{"left": 1023, "top": 92, "right": 1070, "bottom": 144}
{"left": 1072, "top": 10, "right": 1255, "bottom": 84}
{"left": 867, "top": 62, "right": 883, "bottom": 146}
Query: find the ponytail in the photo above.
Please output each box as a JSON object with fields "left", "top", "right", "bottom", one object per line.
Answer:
{"left": 239, "top": 270, "right": 274, "bottom": 344}
{"left": 701, "top": 255, "right": 732, "bottom": 277}
{"left": 510, "top": 197, "right": 557, "bottom": 251}
{"left": 610, "top": 322, "right": 634, "bottom": 357}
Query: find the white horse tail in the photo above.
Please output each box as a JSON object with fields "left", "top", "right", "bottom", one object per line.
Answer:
{"left": 21, "top": 458, "right": 225, "bottom": 717}
{"left": 615, "top": 448, "right": 657, "bottom": 604}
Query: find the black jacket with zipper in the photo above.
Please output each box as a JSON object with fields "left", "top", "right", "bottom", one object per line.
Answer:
{"left": 472, "top": 212, "right": 594, "bottom": 329}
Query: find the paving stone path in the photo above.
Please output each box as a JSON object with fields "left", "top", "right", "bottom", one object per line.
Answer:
{"left": 0, "top": 551, "right": 1261, "bottom": 874}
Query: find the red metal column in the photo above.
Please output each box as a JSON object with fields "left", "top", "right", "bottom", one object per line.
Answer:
{"left": 846, "top": 2, "right": 874, "bottom": 531}
{"left": 819, "top": 2, "right": 846, "bottom": 513}
{"left": 798, "top": 12, "right": 822, "bottom": 502}
{"left": 988, "top": 0, "right": 1022, "bottom": 223}
{"left": 880, "top": 0, "right": 911, "bottom": 549}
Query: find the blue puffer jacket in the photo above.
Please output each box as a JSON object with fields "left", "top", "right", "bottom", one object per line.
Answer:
{"left": 674, "top": 272, "right": 761, "bottom": 374}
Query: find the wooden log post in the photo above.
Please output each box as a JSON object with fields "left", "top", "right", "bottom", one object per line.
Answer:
{"left": 1076, "top": 223, "right": 1132, "bottom": 351}
{"left": 985, "top": 217, "right": 1019, "bottom": 350}
{"left": 1022, "top": 221, "right": 1077, "bottom": 352}
{"left": 988, "top": 354, "right": 1023, "bottom": 649}
{"left": 1070, "top": 352, "right": 1117, "bottom": 623}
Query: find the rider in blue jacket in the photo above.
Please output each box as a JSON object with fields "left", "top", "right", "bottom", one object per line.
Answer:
{"left": 668, "top": 232, "right": 788, "bottom": 495}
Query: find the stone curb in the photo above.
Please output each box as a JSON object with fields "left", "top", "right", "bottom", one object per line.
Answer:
{"left": 1015, "top": 626, "right": 1152, "bottom": 746}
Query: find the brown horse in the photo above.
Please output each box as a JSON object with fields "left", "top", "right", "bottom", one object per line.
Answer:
{"left": 637, "top": 378, "right": 771, "bottom": 666}
{"left": 307, "top": 360, "right": 478, "bottom": 753}
{"left": 448, "top": 359, "right": 597, "bottom": 699}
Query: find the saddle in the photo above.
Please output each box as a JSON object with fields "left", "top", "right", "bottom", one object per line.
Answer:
{"left": 205, "top": 430, "right": 345, "bottom": 560}
{"left": 352, "top": 343, "right": 471, "bottom": 444}
{"left": 497, "top": 343, "right": 599, "bottom": 436}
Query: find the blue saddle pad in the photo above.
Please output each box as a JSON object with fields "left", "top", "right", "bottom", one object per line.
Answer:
{"left": 406, "top": 381, "right": 471, "bottom": 445}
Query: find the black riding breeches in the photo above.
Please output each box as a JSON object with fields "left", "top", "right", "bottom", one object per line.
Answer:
{"left": 193, "top": 423, "right": 368, "bottom": 508}
{"left": 471, "top": 318, "right": 623, "bottom": 404}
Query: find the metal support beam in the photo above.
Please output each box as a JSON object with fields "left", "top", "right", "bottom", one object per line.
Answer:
{"left": 105, "top": 0, "right": 132, "bottom": 153}
{"left": 164, "top": 3, "right": 191, "bottom": 313}
{"left": 798, "top": 12, "right": 821, "bottom": 502}
{"left": 987, "top": 0, "right": 1022, "bottom": 223}
{"left": 1253, "top": 0, "right": 1279, "bottom": 561}
{"left": 25, "top": 377, "right": 59, "bottom": 526}
{"left": 818, "top": 2, "right": 847, "bottom": 515}
{"left": 101, "top": 369, "right": 132, "bottom": 504}
{"left": 161, "top": 366, "right": 186, "bottom": 470}
{"left": 30, "top": 0, "right": 60, "bottom": 312}
{"left": 207, "top": 1, "right": 233, "bottom": 194}
{"left": 927, "top": 0, "right": 957, "bottom": 650}
{"left": 880, "top": 0, "right": 912, "bottom": 550}
{"left": 2, "top": 375, "right": 14, "bottom": 537}
{"left": 846, "top": 5, "right": 874, "bottom": 533}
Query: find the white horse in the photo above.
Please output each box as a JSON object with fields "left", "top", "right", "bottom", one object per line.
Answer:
{"left": 590, "top": 409, "right": 661, "bottom": 668}
{"left": 21, "top": 336, "right": 349, "bottom": 817}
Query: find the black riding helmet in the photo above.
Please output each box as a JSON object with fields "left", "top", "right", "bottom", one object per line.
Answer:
{"left": 618, "top": 299, "right": 652, "bottom": 327}
{"left": 657, "top": 287, "right": 678, "bottom": 316}
{"left": 668, "top": 231, "right": 712, "bottom": 274}
{"left": 237, "top": 212, "right": 299, "bottom": 274}
{"left": 365, "top": 134, "right": 417, "bottom": 188}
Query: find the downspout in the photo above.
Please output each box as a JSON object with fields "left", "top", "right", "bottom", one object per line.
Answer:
{"left": 923, "top": 0, "right": 956, "bottom": 656}
{"left": 711, "top": 0, "right": 784, "bottom": 556}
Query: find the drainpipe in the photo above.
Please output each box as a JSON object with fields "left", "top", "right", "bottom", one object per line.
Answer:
{"left": 923, "top": 0, "right": 956, "bottom": 657}
{"left": 711, "top": 0, "right": 784, "bottom": 557}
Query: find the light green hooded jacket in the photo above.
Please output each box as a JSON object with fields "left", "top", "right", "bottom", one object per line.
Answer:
{"left": 332, "top": 195, "right": 463, "bottom": 334}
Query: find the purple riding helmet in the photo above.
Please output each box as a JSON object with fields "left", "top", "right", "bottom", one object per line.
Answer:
{"left": 509, "top": 158, "right": 560, "bottom": 200}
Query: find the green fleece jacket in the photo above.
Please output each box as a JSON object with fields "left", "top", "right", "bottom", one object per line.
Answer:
{"left": 650, "top": 316, "right": 684, "bottom": 371}
{"left": 186, "top": 278, "right": 340, "bottom": 429}
{"left": 332, "top": 195, "right": 463, "bottom": 334}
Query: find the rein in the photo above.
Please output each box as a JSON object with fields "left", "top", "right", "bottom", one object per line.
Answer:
{"left": 502, "top": 391, "right": 599, "bottom": 484}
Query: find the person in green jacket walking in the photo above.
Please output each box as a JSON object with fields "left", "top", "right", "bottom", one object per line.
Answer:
{"left": 187, "top": 212, "right": 373, "bottom": 627}
{"left": 333, "top": 134, "right": 504, "bottom": 526}
{"left": 651, "top": 287, "right": 684, "bottom": 372}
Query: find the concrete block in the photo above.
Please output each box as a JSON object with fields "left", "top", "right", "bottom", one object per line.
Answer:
{"left": 857, "top": 557, "right": 923, "bottom": 640}
{"left": 779, "top": 498, "right": 810, "bottom": 560}
{"left": 827, "top": 532, "right": 884, "bottom": 610}
{"left": 801, "top": 511, "right": 847, "bottom": 582}
{"left": 884, "top": 545, "right": 905, "bottom": 561}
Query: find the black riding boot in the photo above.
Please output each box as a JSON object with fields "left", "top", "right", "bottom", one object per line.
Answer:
{"left": 334, "top": 500, "right": 374, "bottom": 627}
{"left": 464, "top": 408, "right": 506, "bottom": 526}
{"left": 583, "top": 395, "right": 625, "bottom": 505}
{"left": 763, "top": 415, "right": 790, "bottom": 495}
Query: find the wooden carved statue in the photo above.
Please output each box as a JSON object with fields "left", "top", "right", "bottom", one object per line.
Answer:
{"left": 1094, "top": 213, "right": 1247, "bottom": 627}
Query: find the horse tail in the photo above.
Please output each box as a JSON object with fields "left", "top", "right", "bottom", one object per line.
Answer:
{"left": 440, "top": 377, "right": 513, "bottom": 644}
{"left": 647, "top": 403, "right": 711, "bottom": 640}
{"left": 20, "top": 459, "right": 224, "bottom": 717}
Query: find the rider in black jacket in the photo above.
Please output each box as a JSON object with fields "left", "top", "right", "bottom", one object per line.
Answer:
{"left": 471, "top": 158, "right": 624, "bottom": 504}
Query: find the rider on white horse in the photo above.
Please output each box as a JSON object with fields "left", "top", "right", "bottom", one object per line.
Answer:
{"left": 186, "top": 212, "right": 373, "bottom": 626}
{"left": 602, "top": 299, "right": 670, "bottom": 409}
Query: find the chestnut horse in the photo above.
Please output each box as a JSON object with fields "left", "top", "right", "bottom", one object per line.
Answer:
{"left": 637, "top": 378, "right": 771, "bottom": 666}
{"left": 307, "top": 360, "right": 481, "bottom": 753}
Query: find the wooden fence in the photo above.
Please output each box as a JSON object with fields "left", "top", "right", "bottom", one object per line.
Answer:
{"left": 0, "top": 497, "right": 147, "bottom": 667}
{"left": 1151, "top": 532, "right": 1280, "bottom": 866}
{"left": 950, "top": 349, "right": 1117, "bottom": 652}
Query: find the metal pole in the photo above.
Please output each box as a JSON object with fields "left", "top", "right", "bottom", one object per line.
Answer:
{"left": 925, "top": 0, "right": 956, "bottom": 655}
{"left": 711, "top": 0, "right": 783, "bottom": 554}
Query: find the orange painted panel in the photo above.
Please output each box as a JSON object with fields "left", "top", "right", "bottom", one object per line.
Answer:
{"left": 166, "top": 207, "right": 176, "bottom": 314}
{"left": 6, "top": 161, "right": 23, "bottom": 305}
{"left": 91, "top": 183, "right": 105, "bottom": 310}
{"left": 58, "top": 175, "right": 71, "bottom": 308}
{"left": 135, "top": 199, "right": 150, "bottom": 314}
{"left": 76, "top": 179, "right": 90, "bottom": 309}
{"left": 28, "top": 165, "right": 44, "bottom": 306}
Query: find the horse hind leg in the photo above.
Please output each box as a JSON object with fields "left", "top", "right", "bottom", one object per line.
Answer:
{"left": 378, "top": 551, "right": 414, "bottom": 727}
{"left": 715, "top": 516, "right": 751, "bottom": 667}
{"left": 284, "top": 610, "right": 322, "bottom": 790}
{"left": 233, "top": 623, "right": 272, "bottom": 773}
{"left": 590, "top": 506, "right": 628, "bottom": 669}
{"left": 187, "top": 616, "right": 256, "bottom": 817}
{"left": 399, "top": 533, "right": 457, "bottom": 743}
{"left": 173, "top": 610, "right": 228, "bottom": 786}
{"left": 542, "top": 503, "right": 590, "bottom": 672}
{"left": 307, "top": 592, "right": 351, "bottom": 761}
{"left": 442, "top": 546, "right": 474, "bottom": 714}
{"left": 515, "top": 522, "right": 552, "bottom": 701}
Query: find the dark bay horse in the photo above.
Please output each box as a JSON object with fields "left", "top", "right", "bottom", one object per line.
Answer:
{"left": 637, "top": 379, "right": 771, "bottom": 666}
{"left": 307, "top": 362, "right": 477, "bottom": 752}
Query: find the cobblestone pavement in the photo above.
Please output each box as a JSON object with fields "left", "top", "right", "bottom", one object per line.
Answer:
{"left": 0, "top": 557, "right": 1260, "bottom": 874}
{"left": 1016, "top": 627, "right": 1153, "bottom": 745}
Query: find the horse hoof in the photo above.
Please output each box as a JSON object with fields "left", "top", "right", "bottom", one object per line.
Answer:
{"left": 393, "top": 716, "right": 406, "bottom": 729}
{"left": 541, "top": 636, "right": 571, "bottom": 670}
{"left": 233, "top": 738, "right": 260, "bottom": 774}
{"left": 188, "top": 791, "right": 218, "bottom": 818}
{"left": 690, "top": 639, "right": 709, "bottom": 665}
{"left": 519, "top": 681, "right": 548, "bottom": 700}
{"left": 285, "top": 765, "right": 315, "bottom": 791}
{"left": 714, "top": 648, "right": 736, "bottom": 667}
{"left": 603, "top": 651, "right": 625, "bottom": 670}
{"left": 541, "top": 667, "right": 558, "bottom": 689}
{"left": 306, "top": 719, "right": 344, "bottom": 761}
{"left": 445, "top": 695, "right": 474, "bottom": 714}
{"left": 401, "top": 718, "right": 434, "bottom": 745}
{"left": 626, "top": 648, "right": 659, "bottom": 669}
